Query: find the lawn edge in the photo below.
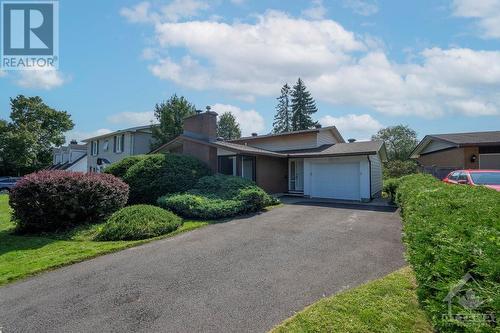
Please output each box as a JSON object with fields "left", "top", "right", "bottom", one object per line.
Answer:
{"left": 0, "top": 221, "right": 208, "bottom": 287}
{"left": 269, "top": 266, "right": 434, "bottom": 333}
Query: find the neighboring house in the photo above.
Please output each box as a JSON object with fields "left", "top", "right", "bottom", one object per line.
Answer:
{"left": 410, "top": 131, "right": 500, "bottom": 179}
{"left": 49, "top": 141, "right": 87, "bottom": 172}
{"left": 152, "top": 111, "right": 387, "bottom": 201}
{"left": 82, "top": 125, "right": 154, "bottom": 173}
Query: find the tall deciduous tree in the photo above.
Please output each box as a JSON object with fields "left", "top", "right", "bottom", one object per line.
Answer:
{"left": 0, "top": 95, "right": 74, "bottom": 175}
{"left": 372, "top": 125, "right": 418, "bottom": 161}
{"left": 272, "top": 83, "right": 292, "bottom": 133}
{"left": 151, "top": 94, "right": 196, "bottom": 149}
{"left": 217, "top": 112, "right": 241, "bottom": 140}
{"left": 290, "top": 78, "right": 319, "bottom": 131}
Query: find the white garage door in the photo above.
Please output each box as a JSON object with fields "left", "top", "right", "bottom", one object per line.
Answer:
{"left": 480, "top": 154, "right": 500, "bottom": 169}
{"left": 310, "top": 162, "right": 360, "bottom": 200}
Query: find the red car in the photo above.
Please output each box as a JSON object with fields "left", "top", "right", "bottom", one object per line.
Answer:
{"left": 443, "top": 170, "right": 500, "bottom": 192}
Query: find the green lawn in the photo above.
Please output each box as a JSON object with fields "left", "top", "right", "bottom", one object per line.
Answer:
{"left": 0, "top": 194, "right": 208, "bottom": 286}
{"left": 271, "top": 267, "right": 434, "bottom": 333}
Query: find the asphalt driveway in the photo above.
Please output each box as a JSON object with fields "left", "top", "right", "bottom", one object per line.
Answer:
{"left": 0, "top": 203, "right": 405, "bottom": 333}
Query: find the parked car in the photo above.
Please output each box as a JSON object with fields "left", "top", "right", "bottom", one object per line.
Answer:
{"left": 443, "top": 170, "right": 500, "bottom": 192}
{"left": 0, "top": 177, "right": 21, "bottom": 192}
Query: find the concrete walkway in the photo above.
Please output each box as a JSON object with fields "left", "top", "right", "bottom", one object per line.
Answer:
{"left": 0, "top": 203, "right": 405, "bottom": 333}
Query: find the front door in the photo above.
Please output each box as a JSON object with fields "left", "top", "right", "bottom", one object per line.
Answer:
{"left": 289, "top": 159, "right": 304, "bottom": 192}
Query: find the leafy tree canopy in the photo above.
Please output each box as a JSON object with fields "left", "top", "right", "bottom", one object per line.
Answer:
{"left": 0, "top": 95, "right": 74, "bottom": 175}
{"left": 151, "top": 94, "right": 196, "bottom": 149}
{"left": 372, "top": 125, "right": 418, "bottom": 161}
{"left": 217, "top": 112, "right": 241, "bottom": 140}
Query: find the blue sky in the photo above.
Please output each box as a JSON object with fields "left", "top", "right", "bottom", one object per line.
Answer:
{"left": 0, "top": 0, "right": 499, "bottom": 142}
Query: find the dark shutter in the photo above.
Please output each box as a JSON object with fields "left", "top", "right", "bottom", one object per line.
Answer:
{"left": 121, "top": 134, "right": 125, "bottom": 153}
{"left": 113, "top": 136, "right": 117, "bottom": 153}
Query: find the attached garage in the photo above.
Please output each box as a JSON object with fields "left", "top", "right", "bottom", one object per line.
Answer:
{"left": 299, "top": 153, "right": 384, "bottom": 202}
{"left": 480, "top": 154, "right": 500, "bottom": 169}
{"left": 309, "top": 162, "right": 361, "bottom": 200}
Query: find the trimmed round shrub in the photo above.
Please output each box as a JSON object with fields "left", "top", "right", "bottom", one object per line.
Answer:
{"left": 10, "top": 171, "right": 129, "bottom": 233}
{"left": 123, "top": 154, "right": 211, "bottom": 204}
{"left": 103, "top": 155, "right": 148, "bottom": 179}
{"left": 158, "top": 194, "right": 244, "bottom": 220}
{"left": 236, "top": 187, "right": 270, "bottom": 212}
{"left": 158, "top": 174, "right": 280, "bottom": 219}
{"left": 96, "top": 205, "right": 182, "bottom": 241}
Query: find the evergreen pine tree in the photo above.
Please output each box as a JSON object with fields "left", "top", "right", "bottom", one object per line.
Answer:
{"left": 290, "top": 78, "right": 319, "bottom": 131}
{"left": 272, "top": 83, "right": 292, "bottom": 133}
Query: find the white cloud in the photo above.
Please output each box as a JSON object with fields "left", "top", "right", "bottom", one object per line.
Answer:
{"left": 126, "top": 7, "right": 500, "bottom": 118}
{"left": 16, "top": 69, "right": 66, "bottom": 90}
{"left": 120, "top": 1, "right": 152, "bottom": 23}
{"left": 150, "top": 11, "right": 364, "bottom": 96}
{"left": 161, "top": 0, "right": 209, "bottom": 22}
{"left": 446, "top": 100, "right": 498, "bottom": 116}
{"left": 211, "top": 103, "right": 266, "bottom": 136}
{"left": 65, "top": 128, "right": 112, "bottom": 144}
{"left": 320, "top": 114, "right": 383, "bottom": 140}
{"left": 342, "top": 0, "right": 379, "bottom": 16}
{"left": 107, "top": 111, "right": 156, "bottom": 127}
{"left": 452, "top": 0, "right": 500, "bottom": 39}
{"left": 302, "top": 0, "right": 327, "bottom": 20}
{"left": 120, "top": 0, "right": 209, "bottom": 23}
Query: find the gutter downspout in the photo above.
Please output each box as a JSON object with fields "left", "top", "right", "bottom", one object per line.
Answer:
{"left": 367, "top": 155, "right": 372, "bottom": 201}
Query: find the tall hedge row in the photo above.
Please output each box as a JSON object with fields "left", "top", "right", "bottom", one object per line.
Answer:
{"left": 396, "top": 174, "right": 499, "bottom": 332}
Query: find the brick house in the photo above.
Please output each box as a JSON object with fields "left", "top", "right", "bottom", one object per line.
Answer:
{"left": 152, "top": 111, "right": 387, "bottom": 201}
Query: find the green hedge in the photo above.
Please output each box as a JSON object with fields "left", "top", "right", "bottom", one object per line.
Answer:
{"left": 189, "top": 174, "right": 256, "bottom": 199}
{"left": 158, "top": 194, "right": 244, "bottom": 220}
{"left": 396, "top": 174, "right": 499, "bottom": 332}
{"left": 123, "top": 154, "right": 211, "bottom": 204}
{"left": 96, "top": 205, "right": 182, "bottom": 241}
{"left": 158, "top": 175, "right": 279, "bottom": 219}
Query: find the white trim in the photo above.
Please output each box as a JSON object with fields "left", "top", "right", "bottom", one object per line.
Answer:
{"left": 288, "top": 158, "right": 304, "bottom": 192}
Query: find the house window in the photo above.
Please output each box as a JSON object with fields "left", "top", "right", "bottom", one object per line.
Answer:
{"left": 91, "top": 141, "right": 99, "bottom": 156}
{"left": 219, "top": 156, "right": 237, "bottom": 176}
{"left": 103, "top": 140, "right": 109, "bottom": 151}
{"left": 114, "top": 134, "right": 125, "bottom": 153}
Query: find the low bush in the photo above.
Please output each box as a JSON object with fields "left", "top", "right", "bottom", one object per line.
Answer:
{"left": 158, "top": 194, "right": 244, "bottom": 220}
{"left": 158, "top": 175, "right": 279, "bottom": 219}
{"left": 123, "top": 154, "right": 211, "bottom": 204}
{"left": 10, "top": 171, "right": 128, "bottom": 233}
{"left": 396, "top": 174, "right": 499, "bottom": 332}
{"left": 383, "top": 160, "right": 418, "bottom": 179}
{"left": 383, "top": 177, "right": 401, "bottom": 203}
{"left": 96, "top": 205, "right": 182, "bottom": 241}
{"left": 103, "top": 155, "right": 148, "bottom": 179}
{"left": 189, "top": 174, "right": 256, "bottom": 199}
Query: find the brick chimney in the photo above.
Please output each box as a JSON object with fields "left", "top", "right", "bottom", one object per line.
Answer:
{"left": 183, "top": 111, "right": 218, "bottom": 142}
